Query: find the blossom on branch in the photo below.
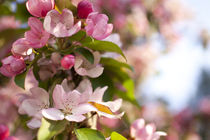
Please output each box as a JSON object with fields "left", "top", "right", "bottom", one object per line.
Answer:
{"left": 44, "top": 9, "right": 81, "bottom": 37}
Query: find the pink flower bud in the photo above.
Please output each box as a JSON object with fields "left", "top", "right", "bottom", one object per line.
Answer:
{"left": 26, "top": 0, "right": 55, "bottom": 17}
{"left": 85, "top": 12, "right": 113, "bottom": 40}
{"left": 0, "top": 56, "right": 26, "bottom": 77}
{"left": 0, "top": 124, "right": 9, "bottom": 140}
{"left": 61, "top": 55, "right": 75, "bottom": 70}
{"left": 77, "top": 0, "right": 93, "bottom": 19}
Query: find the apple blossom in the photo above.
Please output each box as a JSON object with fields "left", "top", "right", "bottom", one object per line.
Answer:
{"left": 42, "top": 84, "right": 96, "bottom": 122}
{"left": 61, "top": 55, "right": 75, "bottom": 70}
{"left": 0, "top": 56, "right": 26, "bottom": 77}
{"left": 18, "top": 87, "right": 49, "bottom": 129}
{"left": 25, "top": 17, "right": 50, "bottom": 48}
{"left": 77, "top": 0, "right": 94, "bottom": 19}
{"left": 130, "top": 119, "right": 167, "bottom": 140}
{"left": 85, "top": 12, "right": 113, "bottom": 40}
{"left": 74, "top": 51, "right": 104, "bottom": 78}
{"left": 44, "top": 9, "right": 81, "bottom": 37}
{"left": 26, "top": 0, "right": 55, "bottom": 17}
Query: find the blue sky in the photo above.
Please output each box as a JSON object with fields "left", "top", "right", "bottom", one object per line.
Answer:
{"left": 140, "top": 0, "right": 210, "bottom": 111}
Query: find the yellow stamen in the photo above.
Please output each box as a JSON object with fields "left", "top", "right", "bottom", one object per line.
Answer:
{"left": 88, "top": 102, "right": 113, "bottom": 115}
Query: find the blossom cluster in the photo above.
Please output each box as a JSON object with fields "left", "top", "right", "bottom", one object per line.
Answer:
{"left": 0, "top": 0, "right": 167, "bottom": 139}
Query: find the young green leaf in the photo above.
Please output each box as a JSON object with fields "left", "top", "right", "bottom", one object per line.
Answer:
{"left": 14, "top": 71, "right": 27, "bottom": 89}
{"left": 75, "top": 128, "right": 106, "bottom": 140}
{"left": 83, "top": 40, "right": 126, "bottom": 60}
{"left": 69, "top": 30, "right": 86, "bottom": 41}
{"left": 37, "top": 118, "right": 67, "bottom": 140}
{"left": 100, "top": 57, "right": 133, "bottom": 71}
{"left": 111, "top": 132, "right": 127, "bottom": 140}
{"left": 75, "top": 47, "right": 94, "bottom": 64}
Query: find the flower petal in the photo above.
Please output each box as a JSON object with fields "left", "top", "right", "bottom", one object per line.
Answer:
{"left": 42, "top": 108, "right": 64, "bottom": 121}
{"left": 65, "top": 114, "right": 86, "bottom": 122}
{"left": 27, "top": 118, "right": 42, "bottom": 129}
{"left": 72, "top": 103, "right": 97, "bottom": 115}
{"left": 27, "top": 118, "right": 41, "bottom": 129}
{"left": 53, "top": 85, "right": 66, "bottom": 109}
{"left": 30, "top": 87, "right": 49, "bottom": 105}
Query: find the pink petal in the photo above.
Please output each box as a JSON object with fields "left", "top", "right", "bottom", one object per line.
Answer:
{"left": 53, "top": 85, "right": 66, "bottom": 109}
{"left": 65, "top": 90, "right": 81, "bottom": 108}
{"left": 65, "top": 114, "right": 86, "bottom": 122}
{"left": 66, "top": 21, "right": 81, "bottom": 37}
{"left": 28, "top": 17, "right": 43, "bottom": 34}
{"left": 26, "top": 0, "right": 55, "bottom": 17}
{"left": 42, "top": 108, "right": 64, "bottom": 121}
{"left": 11, "top": 38, "right": 30, "bottom": 57}
{"left": 61, "top": 9, "right": 74, "bottom": 28}
{"left": 30, "top": 87, "right": 49, "bottom": 105}
{"left": 130, "top": 119, "right": 145, "bottom": 138}
{"left": 76, "top": 79, "right": 92, "bottom": 103}
{"left": 90, "top": 86, "right": 108, "bottom": 102}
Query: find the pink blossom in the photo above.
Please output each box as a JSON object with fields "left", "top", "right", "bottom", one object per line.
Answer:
{"left": 26, "top": 0, "right": 55, "bottom": 17}
{"left": 0, "top": 124, "right": 9, "bottom": 140}
{"left": 61, "top": 55, "right": 75, "bottom": 70}
{"left": 0, "top": 56, "right": 26, "bottom": 77}
{"left": 77, "top": 0, "right": 94, "bottom": 19}
{"left": 130, "top": 119, "right": 167, "bottom": 140}
{"left": 85, "top": 12, "right": 113, "bottom": 40}
{"left": 44, "top": 9, "right": 81, "bottom": 37}
{"left": 74, "top": 51, "right": 104, "bottom": 78}
{"left": 25, "top": 17, "right": 50, "bottom": 48}
{"left": 42, "top": 84, "right": 96, "bottom": 122}
{"left": 18, "top": 87, "right": 49, "bottom": 129}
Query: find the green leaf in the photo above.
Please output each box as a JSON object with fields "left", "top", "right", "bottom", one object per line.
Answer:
{"left": 75, "top": 47, "right": 94, "bottom": 64}
{"left": 14, "top": 71, "right": 27, "bottom": 89}
{"left": 115, "top": 79, "right": 139, "bottom": 106}
{"left": 75, "top": 128, "right": 106, "bottom": 140}
{"left": 111, "top": 132, "right": 127, "bottom": 140}
{"left": 100, "top": 57, "right": 133, "bottom": 71}
{"left": 37, "top": 118, "right": 67, "bottom": 140}
{"left": 69, "top": 30, "right": 86, "bottom": 42}
{"left": 83, "top": 40, "right": 126, "bottom": 60}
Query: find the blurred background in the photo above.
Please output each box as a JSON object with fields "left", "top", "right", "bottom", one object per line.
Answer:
{"left": 0, "top": 0, "right": 210, "bottom": 139}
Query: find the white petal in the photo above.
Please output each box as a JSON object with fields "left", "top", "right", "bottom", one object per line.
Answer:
{"left": 27, "top": 118, "right": 41, "bottom": 129}
{"left": 21, "top": 99, "right": 40, "bottom": 116}
{"left": 65, "top": 114, "right": 86, "bottom": 122}
{"left": 86, "top": 66, "right": 104, "bottom": 78}
{"left": 105, "top": 99, "right": 122, "bottom": 112}
{"left": 90, "top": 86, "right": 108, "bottom": 102}
{"left": 42, "top": 108, "right": 64, "bottom": 121}
{"left": 72, "top": 103, "right": 97, "bottom": 115}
